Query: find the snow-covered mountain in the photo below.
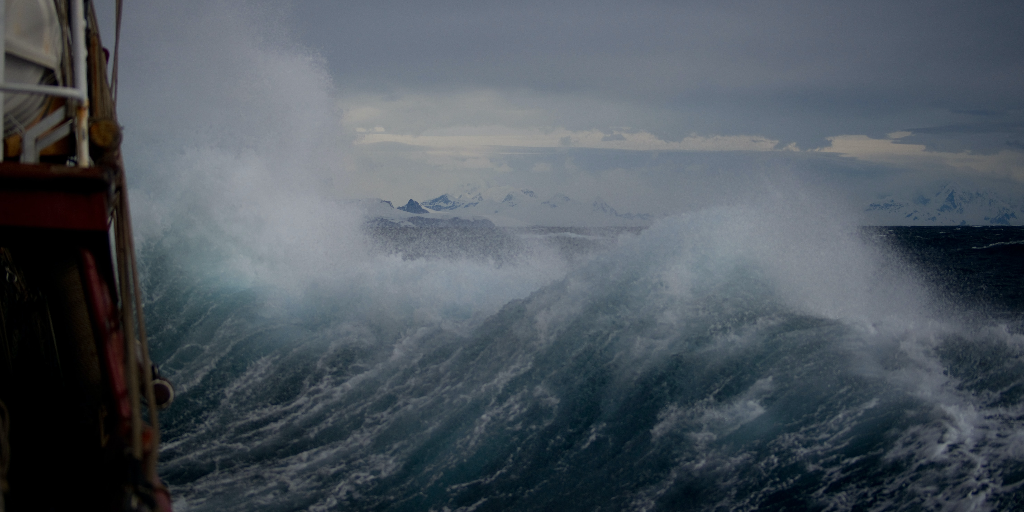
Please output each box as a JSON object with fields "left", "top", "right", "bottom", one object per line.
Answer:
{"left": 361, "top": 183, "right": 1022, "bottom": 228}
{"left": 417, "top": 189, "right": 653, "bottom": 227}
{"left": 421, "top": 193, "right": 481, "bottom": 211}
{"left": 363, "top": 189, "right": 654, "bottom": 227}
{"left": 862, "top": 183, "right": 1023, "bottom": 226}
{"left": 396, "top": 199, "right": 429, "bottom": 214}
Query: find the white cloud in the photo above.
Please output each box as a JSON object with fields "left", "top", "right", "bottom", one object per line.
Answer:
{"left": 341, "top": 89, "right": 787, "bottom": 154}
{"left": 816, "top": 134, "right": 1024, "bottom": 181}
{"left": 355, "top": 127, "right": 780, "bottom": 152}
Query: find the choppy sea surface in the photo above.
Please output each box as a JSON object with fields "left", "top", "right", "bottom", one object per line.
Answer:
{"left": 144, "top": 218, "right": 1024, "bottom": 511}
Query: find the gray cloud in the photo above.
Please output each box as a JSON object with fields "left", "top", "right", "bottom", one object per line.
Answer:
{"left": 279, "top": 0, "right": 1024, "bottom": 147}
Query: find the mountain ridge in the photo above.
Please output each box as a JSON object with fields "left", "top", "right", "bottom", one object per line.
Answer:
{"left": 863, "top": 183, "right": 1023, "bottom": 226}
{"left": 377, "top": 189, "right": 654, "bottom": 227}
{"left": 361, "top": 182, "right": 1024, "bottom": 227}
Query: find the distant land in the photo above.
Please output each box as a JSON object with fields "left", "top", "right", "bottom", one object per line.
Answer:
{"left": 358, "top": 183, "right": 1024, "bottom": 227}
{"left": 363, "top": 190, "right": 653, "bottom": 228}
{"left": 861, "top": 183, "right": 1023, "bottom": 226}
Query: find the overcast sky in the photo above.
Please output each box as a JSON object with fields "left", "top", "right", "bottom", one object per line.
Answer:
{"left": 113, "top": 0, "right": 1024, "bottom": 217}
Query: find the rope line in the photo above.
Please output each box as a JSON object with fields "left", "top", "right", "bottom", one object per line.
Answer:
{"left": 111, "top": 0, "right": 123, "bottom": 107}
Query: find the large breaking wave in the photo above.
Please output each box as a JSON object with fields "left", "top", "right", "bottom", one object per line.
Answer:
{"left": 115, "top": 2, "right": 1024, "bottom": 510}
{"left": 143, "top": 206, "right": 1024, "bottom": 511}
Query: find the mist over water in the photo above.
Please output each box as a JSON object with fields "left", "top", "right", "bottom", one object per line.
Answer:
{"left": 117, "top": 2, "right": 1024, "bottom": 510}
{"left": 119, "top": 0, "right": 567, "bottom": 310}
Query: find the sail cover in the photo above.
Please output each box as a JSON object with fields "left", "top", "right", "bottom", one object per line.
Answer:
{"left": 4, "top": 0, "right": 63, "bottom": 137}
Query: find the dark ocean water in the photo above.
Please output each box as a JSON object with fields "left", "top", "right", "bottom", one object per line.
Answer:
{"left": 143, "top": 218, "right": 1024, "bottom": 511}
{"left": 868, "top": 226, "right": 1024, "bottom": 321}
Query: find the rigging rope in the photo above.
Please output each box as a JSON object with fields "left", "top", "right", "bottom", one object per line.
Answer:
{"left": 111, "top": 0, "right": 122, "bottom": 108}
